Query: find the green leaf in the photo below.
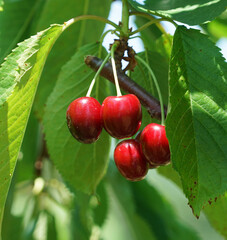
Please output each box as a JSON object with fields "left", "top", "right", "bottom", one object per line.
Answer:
{"left": 0, "top": 0, "right": 39, "bottom": 63}
{"left": 16, "top": 110, "right": 39, "bottom": 182}
{"left": 103, "top": 165, "right": 156, "bottom": 240}
{"left": 46, "top": 212, "right": 58, "bottom": 240}
{"left": 204, "top": 193, "right": 227, "bottom": 238}
{"left": 207, "top": 11, "right": 227, "bottom": 39}
{"left": 166, "top": 26, "right": 227, "bottom": 216}
{"left": 71, "top": 196, "right": 92, "bottom": 240}
{"left": 128, "top": 0, "right": 227, "bottom": 25}
{"left": 158, "top": 165, "right": 227, "bottom": 239}
{"left": 155, "top": 34, "right": 173, "bottom": 61}
{"left": 131, "top": 180, "right": 200, "bottom": 240}
{"left": 43, "top": 42, "right": 111, "bottom": 194}
{"left": 2, "top": 173, "right": 23, "bottom": 240}
{"left": 93, "top": 182, "right": 109, "bottom": 227}
{"left": 147, "top": 171, "right": 225, "bottom": 240}
{"left": 158, "top": 164, "right": 182, "bottom": 188}
{"left": 0, "top": 0, "right": 3, "bottom": 11}
{"left": 33, "top": 0, "right": 112, "bottom": 119}
{"left": 134, "top": 15, "right": 163, "bottom": 50}
{"left": 0, "top": 24, "right": 65, "bottom": 230}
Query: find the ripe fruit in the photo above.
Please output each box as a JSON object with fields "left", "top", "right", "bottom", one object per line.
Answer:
{"left": 140, "top": 123, "right": 170, "bottom": 165}
{"left": 66, "top": 97, "right": 102, "bottom": 144}
{"left": 114, "top": 139, "right": 148, "bottom": 181}
{"left": 135, "top": 131, "right": 158, "bottom": 169}
{"left": 101, "top": 94, "right": 142, "bottom": 139}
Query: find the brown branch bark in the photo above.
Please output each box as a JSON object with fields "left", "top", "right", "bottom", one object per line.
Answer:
{"left": 84, "top": 55, "right": 167, "bottom": 120}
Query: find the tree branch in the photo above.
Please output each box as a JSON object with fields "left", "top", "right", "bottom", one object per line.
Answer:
{"left": 84, "top": 56, "right": 167, "bottom": 120}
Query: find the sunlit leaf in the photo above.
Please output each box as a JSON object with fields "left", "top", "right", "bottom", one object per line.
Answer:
{"left": 166, "top": 26, "right": 227, "bottom": 216}
{"left": 128, "top": 0, "right": 227, "bottom": 25}
{"left": 0, "top": 24, "right": 65, "bottom": 230}
{"left": 0, "top": 0, "right": 39, "bottom": 63}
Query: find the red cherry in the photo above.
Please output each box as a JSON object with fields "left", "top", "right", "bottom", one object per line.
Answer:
{"left": 114, "top": 139, "right": 148, "bottom": 181}
{"left": 101, "top": 94, "right": 142, "bottom": 139}
{"left": 135, "top": 131, "right": 158, "bottom": 169}
{"left": 140, "top": 123, "right": 170, "bottom": 165}
{"left": 66, "top": 97, "right": 102, "bottom": 144}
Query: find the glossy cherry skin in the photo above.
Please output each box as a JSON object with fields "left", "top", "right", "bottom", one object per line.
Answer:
{"left": 135, "top": 131, "right": 158, "bottom": 169}
{"left": 140, "top": 123, "right": 170, "bottom": 165}
{"left": 66, "top": 97, "right": 102, "bottom": 144}
{"left": 114, "top": 139, "right": 148, "bottom": 181}
{"left": 101, "top": 94, "right": 142, "bottom": 139}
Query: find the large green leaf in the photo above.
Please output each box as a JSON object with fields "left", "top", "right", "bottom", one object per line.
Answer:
{"left": 34, "top": 0, "right": 112, "bottom": 119}
{"left": 43, "top": 42, "right": 111, "bottom": 194}
{"left": 0, "top": 0, "right": 39, "bottom": 63}
{"left": 0, "top": 24, "right": 65, "bottom": 232}
{"left": 166, "top": 26, "right": 227, "bottom": 216}
{"left": 128, "top": 0, "right": 227, "bottom": 25}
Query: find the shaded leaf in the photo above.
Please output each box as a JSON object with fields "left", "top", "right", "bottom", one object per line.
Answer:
{"left": 134, "top": 15, "right": 163, "bottom": 50}
{"left": 131, "top": 180, "right": 200, "bottom": 240}
{"left": 34, "top": 0, "right": 112, "bottom": 119}
{"left": 0, "top": 0, "right": 39, "bottom": 63}
{"left": 2, "top": 172, "right": 23, "bottom": 240}
{"left": 93, "top": 182, "right": 109, "bottom": 227}
{"left": 46, "top": 212, "right": 58, "bottom": 240}
{"left": 17, "top": 110, "right": 40, "bottom": 182}
{"left": 207, "top": 11, "right": 227, "bottom": 39}
{"left": 158, "top": 165, "right": 227, "bottom": 239}
{"left": 166, "top": 26, "right": 227, "bottom": 216}
{"left": 128, "top": 0, "right": 227, "bottom": 25}
{"left": 147, "top": 171, "right": 225, "bottom": 240}
{"left": 155, "top": 34, "right": 173, "bottom": 60}
{"left": 103, "top": 164, "right": 156, "bottom": 240}
{"left": 204, "top": 193, "right": 227, "bottom": 238}
{"left": 157, "top": 164, "right": 182, "bottom": 188}
{"left": 43, "top": 42, "right": 111, "bottom": 194}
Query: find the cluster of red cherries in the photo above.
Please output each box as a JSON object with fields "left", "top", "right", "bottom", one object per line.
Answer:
{"left": 66, "top": 94, "right": 170, "bottom": 181}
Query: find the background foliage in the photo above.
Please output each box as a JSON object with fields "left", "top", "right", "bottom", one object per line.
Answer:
{"left": 0, "top": 0, "right": 227, "bottom": 239}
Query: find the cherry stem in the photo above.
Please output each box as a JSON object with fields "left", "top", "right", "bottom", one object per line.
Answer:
{"left": 135, "top": 55, "right": 165, "bottom": 125}
{"left": 111, "top": 43, "right": 122, "bottom": 97}
{"left": 121, "top": 0, "right": 129, "bottom": 38}
{"left": 63, "top": 15, "right": 121, "bottom": 33}
{"left": 129, "top": 11, "right": 178, "bottom": 28}
{"left": 86, "top": 51, "right": 112, "bottom": 97}
{"left": 130, "top": 19, "right": 161, "bottom": 35}
{"left": 84, "top": 56, "right": 167, "bottom": 120}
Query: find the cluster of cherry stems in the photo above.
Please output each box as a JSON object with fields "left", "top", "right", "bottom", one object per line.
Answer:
{"left": 66, "top": 50, "right": 170, "bottom": 182}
